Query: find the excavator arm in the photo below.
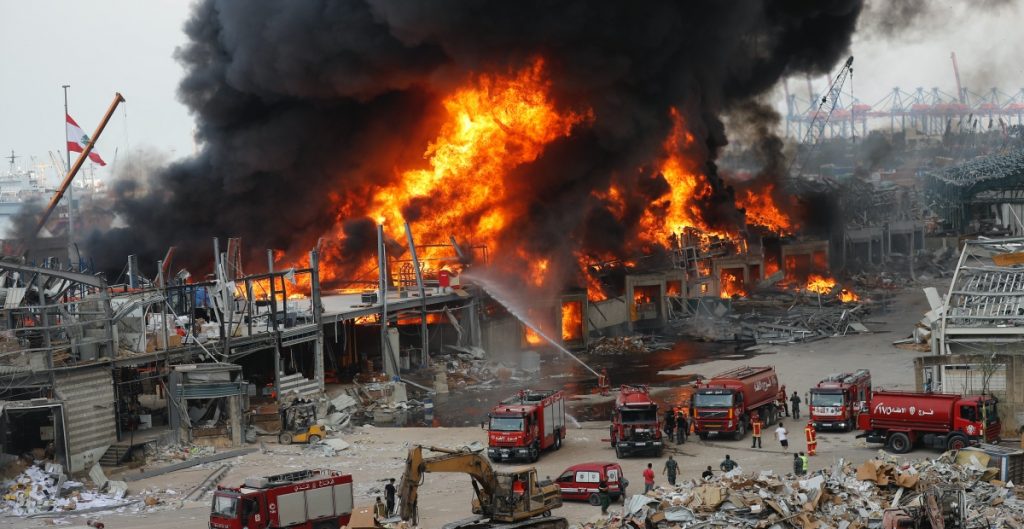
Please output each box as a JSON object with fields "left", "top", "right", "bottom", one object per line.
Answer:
{"left": 398, "top": 445, "right": 498, "bottom": 523}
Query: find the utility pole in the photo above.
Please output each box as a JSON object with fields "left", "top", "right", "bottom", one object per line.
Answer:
{"left": 62, "top": 84, "right": 75, "bottom": 270}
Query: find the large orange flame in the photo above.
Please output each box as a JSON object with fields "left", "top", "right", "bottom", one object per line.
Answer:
{"left": 561, "top": 300, "right": 584, "bottom": 342}
{"left": 305, "top": 63, "right": 798, "bottom": 303}
{"left": 719, "top": 271, "right": 747, "bottom": 299}
{"left": 735, "top": 183, "right": 796, "bottom": 235}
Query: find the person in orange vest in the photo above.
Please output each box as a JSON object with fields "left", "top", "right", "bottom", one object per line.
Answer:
{"left": 598, "top": 368, "right": 610, "bottom": 396}
{"left": 804, "top": 421, "right": 817, "bottom": 456}
{"left": 777, "top": 385, "right": 789, "bottom": 417}
{"left": 750, "top": 412, "right": 763, "bottom": 449}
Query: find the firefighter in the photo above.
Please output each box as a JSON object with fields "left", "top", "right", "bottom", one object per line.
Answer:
{"left": 675, "top": 409, "right": 688, "bottom": 444}
{"left": 750, "top": 412, "right": 763, "bottom": 449}
{"left": 804, "top": 421, "right": 817, "bottom": 456}
{"left": 777, "top": 385, "right": 789, "bottom": 417}
{"left": 664, "top": 410, "right": 676, "bottom": 440}
{"left": 598, "top": 368, "right": 610, "bottom": 396}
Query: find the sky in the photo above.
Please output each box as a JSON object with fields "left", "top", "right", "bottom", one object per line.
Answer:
{"left": 0, "top": 0, "right": 1022, "bottom": 187}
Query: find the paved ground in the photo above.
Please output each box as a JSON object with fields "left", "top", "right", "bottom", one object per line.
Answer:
{"left": 0, "top": 283, "right": 939, "bottom": 529}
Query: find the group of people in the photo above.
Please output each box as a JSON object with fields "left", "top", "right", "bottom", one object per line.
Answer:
{"left": 662, "top": 408, "right": 690, "bottom": 444}
{"left": 775, "top": 385, "right": 804, "bottom": 420}
{"left": 374, "top": 478, "right": 398, "bottom": 520}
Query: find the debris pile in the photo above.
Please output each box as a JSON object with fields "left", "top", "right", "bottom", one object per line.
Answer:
{"left": 575, "top": 452, "right": 1024, "bottom": 529}
{"left": 677, "top": 303, "right": 872, "bottom": 345}
{"left": 589, "top": 336, "right": 673, "bottom": 355}
{"left": 0, "top": 464, "right": 132, "bottom": 516}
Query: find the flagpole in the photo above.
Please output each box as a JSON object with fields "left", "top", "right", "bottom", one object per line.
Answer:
{"left": 62, "top": 84, "right": 75, "bottom": 270}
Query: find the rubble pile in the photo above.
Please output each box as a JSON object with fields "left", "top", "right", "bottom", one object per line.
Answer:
{"left": 0, "top": 464, "right": 131, "bottom": 516}
{"left": 577, "top": 452, "right": 1024, "bottom": 529}
{"left": 677, "top": 303, "right": 872, "bottom": 345}
{"left": 589, "top": 336, "right": 673, "bottom": 355}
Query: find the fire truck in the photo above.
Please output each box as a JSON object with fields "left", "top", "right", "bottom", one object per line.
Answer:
{"left": 691, "top": 366, "right": 780, "bottom": 440}
{"left": 809, "top": 369, "right": 872, "bottom": 432}
{"left": 609, "top": 384, "right": 663, "bottom": 458}
{"left": 857, "top": 390, "right": 1001, "bottom": 453}
{"left": 209, "top": 469, "right": 353, "bottom": 529}
{"left": 486, "top": 389, "right": 566, "bottom": 462}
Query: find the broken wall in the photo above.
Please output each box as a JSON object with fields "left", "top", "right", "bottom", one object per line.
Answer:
{"left": 480, "top": 315, "right": 522, "bottom": 358}
{"left": 915, "top": 353, "right": 1024, "bottom": 432}
{"left": 53, "top": 367, "right": 116, "bottom": 473}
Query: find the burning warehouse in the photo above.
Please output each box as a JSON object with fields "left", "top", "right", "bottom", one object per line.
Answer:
{"left": 0, "top": 0, "right": 879, "bottom": 475}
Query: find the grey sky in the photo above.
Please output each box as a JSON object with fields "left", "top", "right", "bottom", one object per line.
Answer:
{"left": 0, "top": 0, "right": 193, "bottom": 187}
{"left": 1, "top": 0, "right": 1021, "bottom": 187}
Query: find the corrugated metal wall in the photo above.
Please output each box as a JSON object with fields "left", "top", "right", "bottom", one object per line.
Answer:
{"left": 53, "top": 367, "right": 116, "bottom": 471}
{"left": 278, "top": 373, "right": 320, "bottom": 399}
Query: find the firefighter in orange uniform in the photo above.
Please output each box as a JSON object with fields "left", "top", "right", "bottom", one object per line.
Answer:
{"left": 598, "top": 368, "right": 610, "bottom": 396}
{"left": 804, "top": 421, "right": 817, "bottom": 456}
{"left": 777, "top": 385, "right": 789, "bottom": 417}
{"left": 750, "top": 412, "right": 763, "bottom": 449}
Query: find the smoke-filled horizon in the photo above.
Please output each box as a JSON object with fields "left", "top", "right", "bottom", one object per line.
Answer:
{"left": 79, "top": 0, "right": 865, "bottom": 287}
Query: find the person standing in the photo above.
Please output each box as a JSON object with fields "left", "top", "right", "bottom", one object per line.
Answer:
{"left": 384, "top": 478, "right": 397, "bottom": 515}
{"left": 663, "top": 455, "right": 679, "bottom": 486}
{"left": 702, "top": 466, "right": 714, "bottom": 480}
{"left": 790, "top": 391, "right": 802, "bottom": 420}
{"left": 793, "top": 453, "right": 803, "bottom": 476}
{"left": 750, "top": 413, "right": 763, "bottom": 449}
{"left": 804, "top": 421, "right": 817, "bottom": 456}
{"left": 778, "top": 385, "right": 789, "bottom": 417}
{"left": 664, "top": 410, "right": 676, "bottom": 442}
{"left": 642, "top": 463, "right": 655, "bottom": 493}
{"left": 598, "top": 479, "right": 610, "bottom": 514}
{"left": 676, "top": 410, "right": 688, "bottom": 444}
{"left": 719, "top": 454, "right": 737, "bottom": 472}
{"left": 775, "top": 422, "right": 789, "bottom": 451}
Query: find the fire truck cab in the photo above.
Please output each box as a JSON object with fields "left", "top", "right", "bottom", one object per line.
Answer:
{"left": 486, "top": 389, "right": 566, "bottom": 462}
{"left": 209, "top": 469, "right": 353, "bottom": 529}
{"left": 609, "top": 385, "right": 662, "bottom": 458}
{"left": 810, "top": 369, "right": 871, "bottom": 432}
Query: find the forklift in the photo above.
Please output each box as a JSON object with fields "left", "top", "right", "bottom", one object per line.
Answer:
{"left": 278, "top": 400, "right": 327, "bottom": 444}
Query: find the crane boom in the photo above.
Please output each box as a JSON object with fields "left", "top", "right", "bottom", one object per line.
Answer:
{"left": 789, "top": 56, "right": 854, "bottom": 178}
{"left": 951, "top": 52, "right": 965, "bottom": 104}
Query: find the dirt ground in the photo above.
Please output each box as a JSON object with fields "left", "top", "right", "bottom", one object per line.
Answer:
{"left": 0, "top": 284, "right": 937, "bottom": 529}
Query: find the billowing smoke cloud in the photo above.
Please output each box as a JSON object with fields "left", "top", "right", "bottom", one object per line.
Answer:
{"left": 85, "top": 0, "right": 864, "bottom": 283}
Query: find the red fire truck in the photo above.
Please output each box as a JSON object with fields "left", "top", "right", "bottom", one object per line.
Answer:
{"left": 691, "top": 366, "right": 780, "bottom": 440}
{"left": 486, "top": 389, "right": 566, "bottom": 462}
{"left": 609, "top": 385, "right": 663, "bottom": 458}
{"left": 857, "top": 390, "right": 1001, "bottom": 453}
{"left": 809, "top": 369, "right": 872, "bottom": 432}
{"left": 209, "top": 469, "right": 353, "bottom": 529}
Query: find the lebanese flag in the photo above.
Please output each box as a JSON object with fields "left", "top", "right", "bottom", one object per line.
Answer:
{"left": 66, "top": 114, "right": 106, "bottom": 166}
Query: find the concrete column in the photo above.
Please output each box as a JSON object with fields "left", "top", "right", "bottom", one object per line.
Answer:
{"left": 310, "top": 250, "right": 324, "bottom": 391}
{"left": 228, "top": 394, "right": 242, "bottom": 447}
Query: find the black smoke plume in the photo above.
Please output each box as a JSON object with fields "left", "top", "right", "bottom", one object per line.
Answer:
{"left": 85, "top": 0, "right": 865, "bottom": 285}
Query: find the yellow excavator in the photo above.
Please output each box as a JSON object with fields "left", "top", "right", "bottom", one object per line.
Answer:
{"left": 398, "top": 445, "right": 567, "bottom": 529}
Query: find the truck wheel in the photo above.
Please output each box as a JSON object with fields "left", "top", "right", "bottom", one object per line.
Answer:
{"left": 588, "top": 493, "right": 601, "bottom": 506}
{"left": 308, "top": 434, "right": 322, "bottom": 444}
{"left": 279, "top": 432, "right": 293, "bottom": 444}
{"left": 734, "top": 421, "right": 747, "bottom": 441}
{"left": 529, "top": 446, "right": 539, "bottom": 462}
{"left": 555, "top": 433, "right": 562, "bottom": 450}
{"left": 946, "top": 434, "right": 968, "bottom": 451}
{"left": 887, "top": 432, "right": 911, "bottom": 454}
{"left": 698, "top": 432, "right": 708, "bottom": 441}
